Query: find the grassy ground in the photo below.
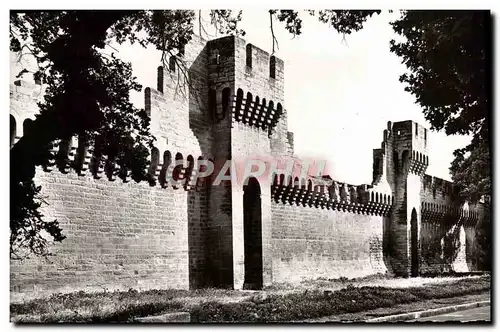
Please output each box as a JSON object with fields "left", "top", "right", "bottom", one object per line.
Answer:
{"left": 190, "top": 276, "right": 490, "bottom": 322}
{"left": 10, "top": 288, "right": 245, "bottom": 323}
{"left": 10, "top": 274, "right": 490, "bottom": 323}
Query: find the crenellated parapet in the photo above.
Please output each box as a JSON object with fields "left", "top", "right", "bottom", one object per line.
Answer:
{"left": 142, "top": 145, "right": 209, "bottom": 191}
{"left": 389, "top": 120, "right": 430, "bottom": 179}
{"left": 232, "top": 88, "right": 284, "bottom": 135}
{"left": 421, "top": 201, "right": 480, "bottom": 226}
{"left": 422, "top": 174, "right": 456, "bottom": 200}
{"left": 371, "top": 125, "right": 392, "bottom": 186}
{"left": 271, "top": 174, "right": 393, "bottom": 216}
{"left": 36, "top": 135, "right": 208, "bottom": 192}
{"left": 408, "top": 150, "right": 429, "bottom": 175}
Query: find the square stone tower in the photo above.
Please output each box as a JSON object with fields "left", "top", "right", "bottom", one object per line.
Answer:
{"left": 204, "top": 36, "right": 287, "bottom": 289}
{"left": 385, "top": 120, "right": 430, "bottom": 276}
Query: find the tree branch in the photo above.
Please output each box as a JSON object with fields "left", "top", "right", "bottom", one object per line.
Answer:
{"left": 269, "top": 10, "right": 279, "bottom": 55}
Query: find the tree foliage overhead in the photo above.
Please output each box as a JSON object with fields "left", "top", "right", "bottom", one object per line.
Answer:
{"left": 389, "top": 10, "right": 491, "bottom": 270}
{"left": 311, "top": 10, "right": 381, "bottom": 35}
{"left": 390, "top": 11, "right": 488, "bottom": 137}
{"left": 390, "top": 10, "right": 490, "bottom": 203}
{"left": 9, "top": 10, "right": 195, "bottom": 257}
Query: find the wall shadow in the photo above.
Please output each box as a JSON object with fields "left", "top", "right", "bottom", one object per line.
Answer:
{"left": 186, "top": 43, "right": 212, "bottom": 289}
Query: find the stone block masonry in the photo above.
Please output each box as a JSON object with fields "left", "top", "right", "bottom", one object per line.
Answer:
{"left": 10, "top": 35, "right": 485, "bottom": 300}
{"left": 10, "top": 168, "right": 191, "bottom": 299}
{"left": 271, "top": 202, "right": 388, "bottom": 282}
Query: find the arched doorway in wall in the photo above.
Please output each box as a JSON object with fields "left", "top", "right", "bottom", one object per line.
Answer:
{"left": 410, "top": 208, "right": 419, "bottom": 277}
{"left": 23, "top": 118, "right": 34, "bottom": 137}
{"left": 243, "top": 177, "right": 263, "bottom": 290}
{"left": 10, "top": 115, "right": 16, "bottom": 147}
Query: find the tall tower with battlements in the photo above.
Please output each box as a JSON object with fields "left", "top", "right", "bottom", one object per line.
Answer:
{"left": 203, "top": 36, "right": 290, "bottom": 289}
{"left": 382, "top": 120, "right": 430, "bottom": 276}
{"left": 144, "top": 35, "right": 292, "bottom": 289}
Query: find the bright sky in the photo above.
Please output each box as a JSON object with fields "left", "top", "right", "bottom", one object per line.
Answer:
{"left": 10, "top": 10, "right": 472, "bottom": 185}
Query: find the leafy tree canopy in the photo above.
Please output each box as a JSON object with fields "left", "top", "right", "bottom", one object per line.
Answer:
{"left": 389, "top": 10, "right": 490, "bottom": 204}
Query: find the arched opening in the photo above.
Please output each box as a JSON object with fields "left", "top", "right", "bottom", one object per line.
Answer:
{"left": 270, "top": 172, "right": 277, "bottom": 185}
{"left": 410, "top": 208, "right": 419, "bottom": 277}
{"left": 75, "top": 134, "right": 89, "bottom": 175}
{"left": 169, "top": 56, "right": 176, "bottom": 72}
{"left": 208, "top": 89, "right": 217, "bottom": 122}
{"left": 243, "top": 177, "right": 263, "bottom": 290}
{"left": 184, "top": 155, "right": 195, "bottom": 190}
{"left": 402, "top": 150, "right": 410, "bottom": 171}
{"left": 157, "top": 66, "right": 164, "bottom": 92}
{"left": 23, "top": 118, "right": 34, "bottom": 137}
{"left": 261, "top": 98, "right": 268, "bottom": 130}
{"left": 276, "top": 103, "right": 283, "bottom": 116}
{"left": 236, "top": 88, "right": 243, "bottom": 115}
{"left": 196, "top": 156, "right": 205, "bottom": 188}
{"left": 279, "top": 174, "right": 285, "bottom": 186}
{"left": 56, "top": 138, "right": 71, "bottom": 173}
{"left": 246, "top": 44, "right": 253, "bottom": 68}
{"left": 267, "top": 101, "right": 275, "bottom": 133}
{"left": 373, "top": 157, "right": 381, "bottom": 181}
{"left": 269, "top": 56, "right": 276, "bottom": 79}
{"left": 221, "top": 87, "right": 231, "bottom": 120}
{"left": 254, "top": 96, "right": 260, "bottom": 112}
{"left": 393, "top": 151, "right": 399, "bottom": 175}
{"left": 160, "top": 151, "right": 172, "bottom": 188}
{"left": 261, "top": 98, "right": 267, "bottom": 112}
{"left": 10, "top": 115, "right": 16, "bottom": 147}
{"left": 173, "top": 152, "right": 184, "bottom": 184}
{"left": 253, "top": 96, "right": 261, "bottom": 127}
{"left": 244, "top": 92, "right": 253, "bottom": 123}
{"left": 268, "top": 100, "right": 274, "bottom": 113}
{"left": 148, "top": 147, "right": 160, "bottom": 185}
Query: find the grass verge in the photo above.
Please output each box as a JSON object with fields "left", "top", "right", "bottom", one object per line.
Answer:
{"left": 11, "top": 275, "right": 490, "bottom": 323}
{"left": 10, "top": 288, "right": 240, "bottom": 323}
{"left": 190, "top": 275, "right": 490, "bottom": 322}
